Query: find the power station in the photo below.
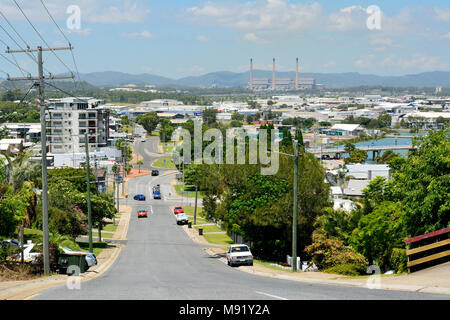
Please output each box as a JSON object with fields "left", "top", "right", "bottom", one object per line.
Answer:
{"left": 248, "top": 58, "right": 316, "bottom": 91}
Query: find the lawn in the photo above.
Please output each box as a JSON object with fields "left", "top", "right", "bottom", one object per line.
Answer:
{"left": 182, "top": 206, "right": 208, "bottom": 225}
{"left": 203, "top": 233, "right": 234, "bottom": 246}
{"left": 194, "top": 224, "right": 224, "bottom": 233}
{"left": 152, "top": 156, "right": 176, "bottom": 169}
{"left": 160, "top": 143, "right": 175, "bottom": 153}
{"left": 174, "top": 185, "right": 204, "bottom": 198}
{"left": 77, "top": 241, "right": 108, "bottom": 257}
{"left": 102, "top": 223, "right": 118, "bottom": 233}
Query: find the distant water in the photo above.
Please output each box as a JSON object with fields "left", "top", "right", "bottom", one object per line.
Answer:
{"left": 335, "top": 132, "right": 428, "bottom": 161}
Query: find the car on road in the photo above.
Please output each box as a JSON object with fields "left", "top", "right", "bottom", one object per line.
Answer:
{"left": 226, "top": 244, "right": 253, "bottom": 267}
{"left": 141, "top": 138, "right": 146, "bottom": 142}
{"left": 134, "top": 194, "right": 146, "bottom": 201}
{"left": 151, "top": 170, "right": 159, "bottom": 176}
{"left": 137, "top": 210, "right": 148, "bottom": 218}
{"left": 153, "top": 185, "right": 161, "bottom": 199}
{"left": 173, "top": 206, "right": 184, "bottom": 215}
{"left": 176, "top": 213, "right": 189, "bottom": 225}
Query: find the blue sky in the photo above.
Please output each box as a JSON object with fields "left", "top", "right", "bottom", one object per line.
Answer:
{"left": 0, "top": 0, "right": 449, "bottom": 79}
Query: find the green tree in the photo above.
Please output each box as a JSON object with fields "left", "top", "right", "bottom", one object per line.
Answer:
{"left": 350, "top": 201, "right": 405, "bottom": 268}
{"left": 136, "top": 111, "right": 159, "bottom": 135}
{"left": 231, "top": 113, "right": 244, "bottom": 121}
{"left": 392, "top": 129, "right": 450, "bottom": 236}
{"left": 202, "top": 108, "right": 217, "bottom": 125}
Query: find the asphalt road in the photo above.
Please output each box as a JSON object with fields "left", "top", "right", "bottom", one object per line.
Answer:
{"left": 34, "top": 133, "right": 450, "bottom": 300}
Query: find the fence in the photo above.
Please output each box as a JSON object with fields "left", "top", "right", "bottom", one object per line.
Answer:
{"left": 405, "top": 227, "right": 450, "bottom": 272}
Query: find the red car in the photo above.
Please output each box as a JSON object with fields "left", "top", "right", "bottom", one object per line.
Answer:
{"left": 138, "top": 210, "right": 148, "bottom": 218}
{"left": 173, "top": 206, "right": 184, "bottom": 215}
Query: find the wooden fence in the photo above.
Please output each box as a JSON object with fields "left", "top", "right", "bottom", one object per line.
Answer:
{"left": 405, "top": 227, "right": 450, "bottom": 272}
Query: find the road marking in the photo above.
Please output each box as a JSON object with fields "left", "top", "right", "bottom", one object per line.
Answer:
{"left": 255, "top": 291, "right": 288, "bottom": 300}
{"left": 24, "top": 293, "right": 40, "bottom": 300}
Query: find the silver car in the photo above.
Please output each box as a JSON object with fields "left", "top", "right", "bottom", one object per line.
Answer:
{"left": 226, "top": 244, "right": 254, "bottom": 267}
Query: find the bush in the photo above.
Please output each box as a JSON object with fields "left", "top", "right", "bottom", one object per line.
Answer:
{"left": 324, "top": 263, "right": 365, "bottom": 276}
{"left": 390, "top": 248, "right": 408, "bottom": 273}
{"left": 305, "top": 230, "right": 368, "bottom": 274}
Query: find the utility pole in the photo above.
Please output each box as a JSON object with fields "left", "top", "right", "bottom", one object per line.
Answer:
{"left": 194, "top": 185, "right": 199, "bottom": 225}
{"left": 267, "top": 140, "right": 300, "bottom": 273}
{"left": 292, "top": 140, "right": 299, "bottom": 272}
{"left": 112, "top": 171, "right": 116, "bottom": 226}
{"left": 85, "top": 134, "right": 93, "bottom": 253}
{"left": 6, "top": 46, "right": 74, "bottom": 275}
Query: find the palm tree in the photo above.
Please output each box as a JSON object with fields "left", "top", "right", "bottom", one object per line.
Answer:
{"left": 137, "top": 160, "right": 143, "bottom": 173}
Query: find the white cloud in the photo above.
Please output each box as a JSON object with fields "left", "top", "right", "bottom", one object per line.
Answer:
{"left": 440, "top": 32, "right": 450, "bottom": 40}
{"left": 0, "top": 0, "right": 150, "bottom": 24}
{"left": 188, "top": 0, "right": 322, "bottom": 33}
{"left": 121, "top": 30, "right": 153, "bottom": 39}
{"left": 242, "top": 33, "right": 269, "bottom": 44}
{"left": 196, "top": 35, "right": 210, "bottom": 42}
{"left": 355, "top": 54, "right": 376, "bottom": 68}
{"left": 434, "top": 7, "right": 450, "bottom": 22}
{"left": 324, "top": 61, "right": 337, "bottom": 68}
{"left": 371, "top": 53, "right": 448, "bottom": 71}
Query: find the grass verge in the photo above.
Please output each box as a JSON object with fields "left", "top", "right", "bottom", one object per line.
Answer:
{"left": 152, "top": 156, "right": 176, "bottom": 169}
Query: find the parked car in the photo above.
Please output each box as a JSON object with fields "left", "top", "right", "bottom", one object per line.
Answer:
{"left": 137, "top": 210, "right": 148, "bottom": 218}
{"left": 176, "top": 213, "right": 189, "bottom": 225}
{"left": 61, "top": 247, "right": 98, "bottom": 268}
{"left": 173, "top": 206, "right": 184, "bottom": 215}
{"left": 134, "top": 194, "right": 146, "bottom": 201}
{"left": 226, "top": 244, "right": 253, "bottom": 267}
{"left": 151, "top": 170, "right": 159, "bottom": 176}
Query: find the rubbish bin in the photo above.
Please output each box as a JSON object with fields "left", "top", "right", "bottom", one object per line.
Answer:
{"left": 188, "top": 221, "right": 192, "bottom": 229}
{"left": 198, "top": 228, "right": 203, "bottom": 236}
{"left": 58, "top": 253, "right": 88, "bottom": 275}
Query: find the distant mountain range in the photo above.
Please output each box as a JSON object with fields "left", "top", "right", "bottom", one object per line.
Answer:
{"left": 77, "top": 70, "right": 450, "bottom": 89}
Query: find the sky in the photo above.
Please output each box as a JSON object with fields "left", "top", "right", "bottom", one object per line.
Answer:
{"left": 0, "top": 0, "right": 449, "bottom": 79}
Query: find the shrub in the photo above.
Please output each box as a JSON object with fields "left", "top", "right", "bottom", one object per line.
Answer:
{"left": 305, "top": 230, "right": 368, "bottom": 274}
{"left": 324, "top": 263, "right": 364, "bottom": 276}
{"left": 390, "top": 248, "right": 408, "bottom": 273}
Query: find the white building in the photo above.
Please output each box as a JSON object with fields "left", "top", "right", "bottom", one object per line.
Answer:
{"left": 46, "top": 98, "right": 110, "bottom": 154}
{"left": 329, "top": 124, "right": 364, "bottom": 136}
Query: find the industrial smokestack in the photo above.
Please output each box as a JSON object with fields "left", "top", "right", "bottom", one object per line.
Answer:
{"left": 272, "top": 58, "right": 276, "bottom": 90}
{"left": 250, "top": 58, "right": 253, "bottom": 90}
{"left": 296, "top": 58, "right": 299, "bottom": 90}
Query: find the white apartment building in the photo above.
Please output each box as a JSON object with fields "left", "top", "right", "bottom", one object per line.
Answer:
{"left": 46, "top": 98, "right": 109, "bottom": 154}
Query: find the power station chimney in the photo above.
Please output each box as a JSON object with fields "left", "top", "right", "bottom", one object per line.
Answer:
{"left": 272, "top": 58, "right": 276, "bottom": 90}
{"left": 296, "top": 58, "right": 299, "bottom": 90}
{"left": 249, "top": 58, "right": 253, "bottom": 90}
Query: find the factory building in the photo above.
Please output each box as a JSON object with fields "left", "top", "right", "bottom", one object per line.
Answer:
{"left": 248, "top": 58, "right": 316, "bottom": 91}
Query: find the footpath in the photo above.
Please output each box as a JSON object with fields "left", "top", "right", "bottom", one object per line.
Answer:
{"left": 0, "top": 190, "right": 133, "bottom": 300}
{"left": 181, "top": 223, "right": 450, "bottom": 296}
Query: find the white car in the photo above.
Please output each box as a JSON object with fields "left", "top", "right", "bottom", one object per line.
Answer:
{"left": 176, "top": 213, "right": 189, "bottom": 225}
{"left": 226, "top": 244, "right": 253, "bottom": 267}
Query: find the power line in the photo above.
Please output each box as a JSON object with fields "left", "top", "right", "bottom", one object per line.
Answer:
{"left": 0, "top": 52, "right": 31, "bottom": 75}
{"left": 0, "top": 12, "right": 51, "bottom": 75}
{"left": 39, "top": 0, "right": 82, "bottom": 89}
{"left": 11, "top": 0, "right": 74, "bottom": 76}
{"left": 0, "top": 9, "right": 37, "bottom": 60}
